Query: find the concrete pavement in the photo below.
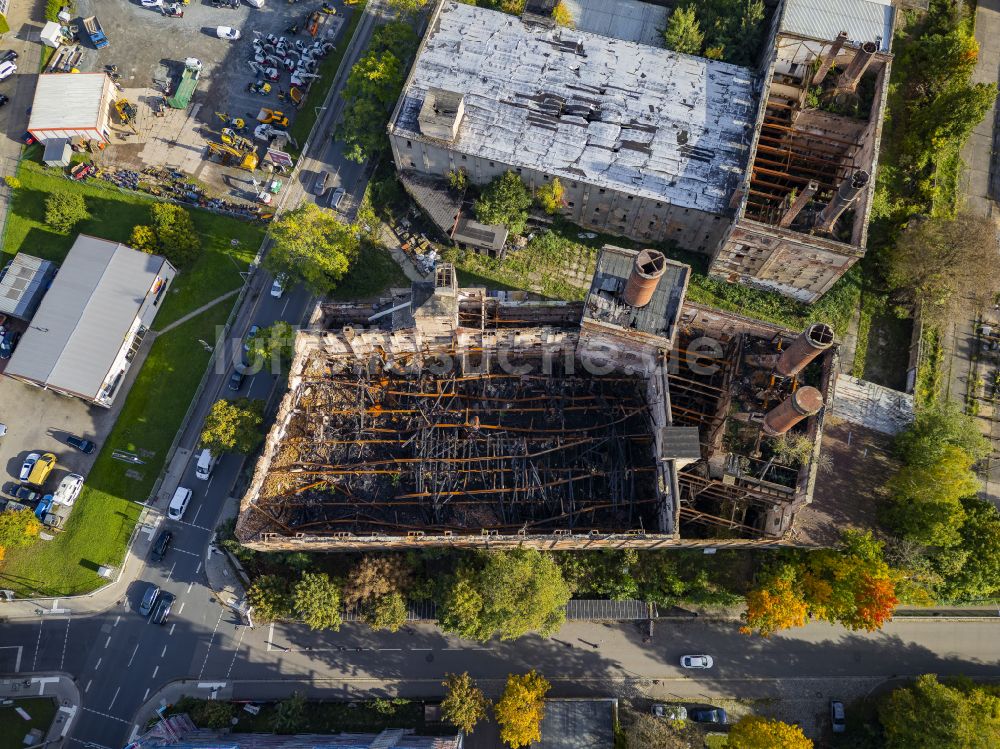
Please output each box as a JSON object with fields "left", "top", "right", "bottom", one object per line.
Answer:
{"left": 0, "top": 672, "right": 80, "bottom": 749}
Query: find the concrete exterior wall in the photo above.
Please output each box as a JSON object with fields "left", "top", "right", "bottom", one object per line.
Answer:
{"left": 389, "top": 132, "right": 729, "bottom": 253}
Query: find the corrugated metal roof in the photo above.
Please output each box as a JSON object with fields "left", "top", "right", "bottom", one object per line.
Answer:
{"left": 6, "top": 236, "right": 169, "bottom": 399}
{"left": 394, "top": 1, "right": 757, "bottom": 215}
{"left": 780, "top": 0, "right": 895, "bottom": 52}
{"left": 28, "top": 73, "right": 109, "bottom": 132}
{"left": 0, "top": 253, "right": 55, "bottom": 320}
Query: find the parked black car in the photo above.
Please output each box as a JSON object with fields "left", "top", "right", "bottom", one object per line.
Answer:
{"left": 150, "top": 530, "right": 173, "bottom": 562}
{"left": 0, "top": 50, "right": 17, "bottom": 64}
{"left": 689, "top": 708, "right": 728, "bottom": 725}
{"left": 0, "top": 94, "right": 9, "bottom": 107}
{"left": 228, "top": 369, "right": 245, "bottom": 391}
{"left": 10, "top": 484, "right": 41, "bottom": 504}
{"left": 66, "top": 435, "right": 96, "bottom": 454}
{"left": 152, "top": 591, "right": 175, "bottom": 624}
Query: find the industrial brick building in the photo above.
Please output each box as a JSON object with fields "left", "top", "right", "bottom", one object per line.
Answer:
{"left": 388, "top": 0, "right": 894, "bottom": 303}
{"left": 236, "top": 246, "right": 838, "bottom": 552}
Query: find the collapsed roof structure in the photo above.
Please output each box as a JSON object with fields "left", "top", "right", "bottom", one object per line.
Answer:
{"left": 236, "top": 248, "right": 837, "bottom": 552}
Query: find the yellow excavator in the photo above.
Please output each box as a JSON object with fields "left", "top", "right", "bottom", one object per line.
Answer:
{"left": 220, "top": 127, "right": 255, "bottom": 151}
{"left": 115, "top": 98, "right": 139, "bottom": 133}
{"left": 206, "top": 141, "right": 258, "bottom": 171}
{"left": 256, "top": 108, "right": 289, "bottom": 128}
{"left": 215, "top": 111, "right": 246, "bottom": 130}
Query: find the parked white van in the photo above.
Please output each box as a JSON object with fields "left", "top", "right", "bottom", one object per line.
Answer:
{"left": 194, "top": 449, "right": 217, "bottom": 481}
{"left": 167, "top": 486, "right": 192, "bottom": 520}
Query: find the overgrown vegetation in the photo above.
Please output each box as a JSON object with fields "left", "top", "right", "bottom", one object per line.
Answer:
{"left": 663, "top": 0, "right": 767, "bottom": 67}
{"left": 881, "top": 402, "right": 1000, "bottom": 604}
{"left": 266, "top": 202, "right": 360, "bottom": 295}
{"left": 337, "top": 21, "right": 419, "bottom": 163}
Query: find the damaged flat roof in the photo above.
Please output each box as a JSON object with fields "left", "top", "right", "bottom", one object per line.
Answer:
{"left": 393, "top": 1, "right": 757, "bottom": 215}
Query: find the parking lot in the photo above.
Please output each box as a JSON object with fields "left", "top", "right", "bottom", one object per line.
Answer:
{"left": 0, "top": 338, "right": 154, "bottom": 511}
{"left": 69, "top": 0, "right": 347, "bottom": 201}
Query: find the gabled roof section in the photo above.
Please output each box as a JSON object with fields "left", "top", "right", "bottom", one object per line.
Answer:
{"left": 5, "top": 236, "right": 168, "bottom": 398}
{"left": 780, "top": 0, "right": 895, "bottom": 52}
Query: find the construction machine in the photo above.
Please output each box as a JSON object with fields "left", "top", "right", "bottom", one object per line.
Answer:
{"left": 114, "top": 98, "right": 139, "bottom": 133}
{"left": 215, "top": 111, "right": 246, "bottom": 130}
{"left": 206, "top": 141, "right": 258, "bottom": 171}
{"left": 220, "top": 127, "right": 254, "bottom": 151}
{"left": 256, "top": 108, "right": 289, "bottom": 128}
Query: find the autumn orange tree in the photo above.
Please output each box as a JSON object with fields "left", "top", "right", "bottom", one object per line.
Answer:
{"left": 494, "top": 670, "right": 550, "bottom": 748}
{"left": 728, "top": 715, "right": 813, "bottom": 748}
{"left": 742, "top": 531, "right": 898, "bottom": 637}
{"left": 740, "top": 568, "right": 808, "bottom": 637}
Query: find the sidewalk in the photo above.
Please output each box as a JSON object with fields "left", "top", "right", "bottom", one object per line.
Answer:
{"left": 0, "top": 672, "right": 80, "bottom": 749}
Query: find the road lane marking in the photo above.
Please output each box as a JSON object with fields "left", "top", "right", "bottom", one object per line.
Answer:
{"left": 266, "top": 622, "right": 274, "bottom": 651}
{"left": 85, "top": 680, "right": 92, "bottom": 693}
{"left": 80, "top": 707, "right": 129, "bottom": 725}
{"left": 167, "top": 562, "right": 177, "bottom": 580}
{"left": 108, "top": 687, "right": 120, "bottom": 711}
{"left": 95, "top": 657, "right": 102, "bottom": 670}
{"left": 187, "top": 581, "right": 195, "bottom": 593}
{"left": 127, "top": 643, "right": 140, "bottom": 667}
{"left": 60, "top": 617, "right": 70, "bottom": 670}
{"left": 129, "top": 725, "right": 140, "bottom": 744}
{"left": 169, "top": 623, "right": 176, "bottom": 636}
{"left": 226, "top": 625, "right": 247, "bottom": 678}
{"left": 152, "top": 665, "right": 159, "bottom": 679}
{"left": 104, "top": 636, "right": 111, "bottom": 649}
{"left": 0, "top": 645, "right": 23, "bottom": 672}
{"left": 195, "top": 562, "right": 202, "bottom": 575}
{"left": 281, "top": 297, "right": 291, "bottom": 316}
{"left": 192, "top": 504, "right": 202, "bottom": 524}
{"left": 114, "top": 616, "right": 120, "bottom": 627}
{"left": 171, "top": 548, "right": 200, "bottom": 558}
{"left": 178, "top": 601, "right": 186, "bottom": 615}
{"left": 197, "top": 610, "right": 225, "bottom": 679}
{"left": 161, "top": 645, "right": 167, "bottom": 658}
{"left": 32, "top": 621, "right": 43, "bottom": 671}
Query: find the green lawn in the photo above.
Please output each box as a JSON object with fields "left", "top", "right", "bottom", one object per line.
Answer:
{"left": 2, "top": 159, "right": 264, "bottom": 330}
{"left": 0, "top": 303, "right": 233, "bottom": 596}
{"left": 288, "top": 0, "right": 370, "bottom": 149}
{"left": 0, "top": 699, "right": 57, "bottom": 749}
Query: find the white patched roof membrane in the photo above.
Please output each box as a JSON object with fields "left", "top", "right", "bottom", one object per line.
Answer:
{"left": 393, "top": 1, "right": 758, "bottom": 215}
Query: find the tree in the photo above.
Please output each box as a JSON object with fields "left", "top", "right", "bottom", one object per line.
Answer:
{"left": 895, "top": 400, "right": 991, "bottom": 467}
{"left": 551, "top": 2, "right": 573, "bottom": 28}
{"left": 447, "top": 169, "right": 468, "bottom": 192}
{"left": 474, "top": 171, "right": 532, "bottom": 236}
{"left": 441, "top": 672, "right": 490, "bottom": 734}
{"left": 942, "top": 497, "right": 1000, "bottom": 601}
{"left": 247, "top": 575, "right": 293, "bottom": 623}
{"left": 387, "top": 0, "right": 430, "bottom": 13}
{"left": 888, "top": 213, "right": 1000, "bottom": 320}
{"left": 886, "top": 444, "right": 979, "bottom": 546}
{"left": 343, "top": 554, "right": 412, "bottom": 607}
{"left": 247, "top": 321, "right": 296, "bottom": 372}
{"left": 663, "top": 7, "right": 703, "bottom": 55}
{"left": 130, "top": 225, "right": 157, "bottom": 254}
{"left": 199, "top": 398, "right": 265, "bottom": 455}
{"left": 741, "top": 570, "right": 808, "bottom": 637}
{"left": 266, "top": 203, "right": 360, "bottom": 295}
{"left": 44, "top": 192, "right": 89, "bottom": 233}
{"left": 0, "top": 509, "right": 41, "bottom": 557}
{"left": 495, "top": 671, "right": 550, "bottom": 748}
{"left": 439, "top": 549, "right": 572, "bottom": 641}
{"left": 879, "top": 674, "right": 1000, "bottom": 749}
{"left": 534, "top": 178, "right": 565, "bottom": 214}
{"left": 272, "top": 691, "right": 307, "bottom": 734}
{"left": 362, "top": 591, "right": 408, "bottom": 632}
{"left": 728, "top": 715, "right": 813, "bottom": 749}
{"left": 293, "top": 572, "right": 342, "bottom": 631}
{"left": 149, "top": 203, "right": 202, "bottom": 267}
{"left": 677, "top": 0, "right": 765, "bottom": 67}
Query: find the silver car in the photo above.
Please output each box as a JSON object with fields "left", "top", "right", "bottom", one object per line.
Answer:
{"left": 139, "top": 584, "right": 160, "bottom": 617}
{"left": 679, "top": 654, "right": 714, "bottom": 669}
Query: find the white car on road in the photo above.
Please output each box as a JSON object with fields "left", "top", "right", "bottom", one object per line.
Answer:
{"left": 679, "top": 654, "right": 714, "bottom": 669}
{"left": 216, "top": 26, "right": 241, "bottom": 40}
{"left": 0, "top": 61, "right": 16, "bottom": 81}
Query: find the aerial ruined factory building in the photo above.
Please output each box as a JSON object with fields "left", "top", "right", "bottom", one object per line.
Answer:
{"left": 236, "top": 247, "right": 838, "bottom": 552}
{"left": 388, "top": 0, "right": 893, "bottom": 303}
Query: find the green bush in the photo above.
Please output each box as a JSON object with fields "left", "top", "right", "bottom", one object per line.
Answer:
{"left": 44, "top": 1, "right": 72, "bottom": 23}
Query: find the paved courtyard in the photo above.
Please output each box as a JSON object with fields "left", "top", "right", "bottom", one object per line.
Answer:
{"left": 67, "top": 0, "right": 346, "bottom": 200}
